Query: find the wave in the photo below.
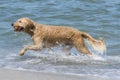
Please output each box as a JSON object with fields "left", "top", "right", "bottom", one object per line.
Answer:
{"left": 2, "top": 49, "right": 120, "bottom": 66}
{"left": 0, "top": 48, "right": 119, "bottom": 80}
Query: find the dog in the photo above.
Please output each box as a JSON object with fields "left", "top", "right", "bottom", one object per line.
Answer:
{"left": 12, "top": 17, "right": 106, "bottom": 56}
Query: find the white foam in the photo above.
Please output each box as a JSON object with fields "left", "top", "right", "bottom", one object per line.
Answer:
{"left": 89, "top": 54, "right": 106, "bottom": 61}
{"left": 1, "top": 48, "right": 120, "bottom": 80}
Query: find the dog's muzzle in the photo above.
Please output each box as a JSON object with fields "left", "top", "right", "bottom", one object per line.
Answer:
{"left": 12, "top": 23, "right": 24, "bottom": 32}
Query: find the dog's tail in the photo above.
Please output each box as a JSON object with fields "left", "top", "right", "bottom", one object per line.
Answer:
{"left": 81, "top": 32, "right": 106, "bottom": 54}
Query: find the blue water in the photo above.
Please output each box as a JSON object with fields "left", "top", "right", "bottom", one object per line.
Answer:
{"left": 0, "top": 0, "right": 120, "bottom": 80}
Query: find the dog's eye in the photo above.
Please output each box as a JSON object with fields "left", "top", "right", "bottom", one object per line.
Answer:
{"left": 19, "top": 20, "right": 22, "bottom": 23}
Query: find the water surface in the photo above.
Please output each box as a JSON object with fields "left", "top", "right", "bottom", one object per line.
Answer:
{"left": 0, "top": 0, "right": 120, "bottom": 80}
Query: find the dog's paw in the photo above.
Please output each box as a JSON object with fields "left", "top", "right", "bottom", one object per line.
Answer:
{"left": 19, "top": 50, "right": 25, "bottom": 56}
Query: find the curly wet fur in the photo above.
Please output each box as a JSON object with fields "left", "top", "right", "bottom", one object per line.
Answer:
{"left": 12, "top": 17, "right": 106, "bottom": 56}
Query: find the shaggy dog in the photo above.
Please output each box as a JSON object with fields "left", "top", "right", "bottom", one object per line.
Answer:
{"left": 12, "top": 17, "right": 106, "bottom": 56}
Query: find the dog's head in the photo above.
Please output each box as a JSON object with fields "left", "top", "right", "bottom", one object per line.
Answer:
{"left": 12, "top": 17, "right": 34, "bottom": 32}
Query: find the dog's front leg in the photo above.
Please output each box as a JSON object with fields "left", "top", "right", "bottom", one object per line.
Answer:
{"left": 19, "top": 45, "right": 43, "bottom": 56}
{"left": 19, "top": 38, "right": 43, "bottom": 56}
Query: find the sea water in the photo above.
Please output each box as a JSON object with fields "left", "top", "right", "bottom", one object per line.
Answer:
{"left": 0, "top": 0, "right": 120, "bottom": 80}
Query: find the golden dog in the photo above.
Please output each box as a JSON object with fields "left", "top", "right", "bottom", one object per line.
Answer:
{"left": 12, "top": 17, "right": 106, "bottom": 56}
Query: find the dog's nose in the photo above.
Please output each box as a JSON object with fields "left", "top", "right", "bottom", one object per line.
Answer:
{"left": 11, "top": 23, "right": 14, "bottom": 26}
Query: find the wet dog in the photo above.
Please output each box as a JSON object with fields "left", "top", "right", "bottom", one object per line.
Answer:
{"left": 12, "top": 17, "right": 106, "bottom": 56}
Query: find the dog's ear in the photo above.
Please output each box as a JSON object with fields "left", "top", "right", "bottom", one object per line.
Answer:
{"left": 26, "top": 19, "right": 35, "bottom": 31}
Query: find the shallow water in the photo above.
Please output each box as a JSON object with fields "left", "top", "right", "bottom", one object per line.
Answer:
{"left": 0, "top": 0, "right": 120, "bottom": 80}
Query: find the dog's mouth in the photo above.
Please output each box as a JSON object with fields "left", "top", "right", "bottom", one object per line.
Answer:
{"left": 14, "top": 26, "right": 24, "bottom": 32}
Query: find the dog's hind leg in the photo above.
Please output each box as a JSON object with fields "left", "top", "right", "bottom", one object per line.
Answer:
{"left": 73, "top": 38, "right": 92, "bottom": 56}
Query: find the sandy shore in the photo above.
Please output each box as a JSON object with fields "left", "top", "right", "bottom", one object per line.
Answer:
{"left": 0, "top": 68, "right": 106, "bottom": 80}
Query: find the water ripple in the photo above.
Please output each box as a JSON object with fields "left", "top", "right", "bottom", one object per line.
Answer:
{"left": 0, "top": 0, "right": 120, "bottom": 79}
